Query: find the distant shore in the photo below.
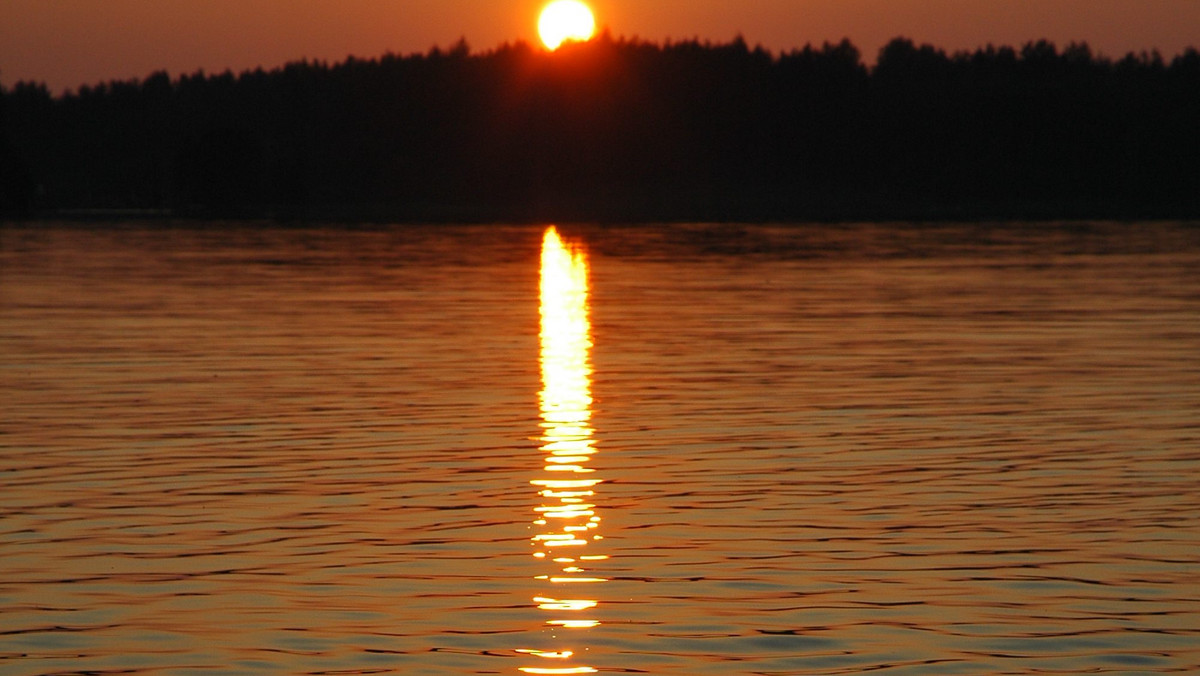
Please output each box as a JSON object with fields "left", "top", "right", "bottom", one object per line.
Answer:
{"left": 11, "top": 199, "right": 1200, "bottom": 225}
{"left": 4, "top": 36, "right": 1198, "bottom": 222}
{"left": 8, "top": 207, "right": 1200, "bottom": 228}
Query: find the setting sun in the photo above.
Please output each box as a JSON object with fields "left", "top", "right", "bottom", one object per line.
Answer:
{"left": 538, "top": 1, "right": 596, "bottom": 51}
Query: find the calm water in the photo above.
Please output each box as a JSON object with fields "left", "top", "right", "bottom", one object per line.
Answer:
{"left": 2, "top": 221, "right": 1199, "bottom": 675}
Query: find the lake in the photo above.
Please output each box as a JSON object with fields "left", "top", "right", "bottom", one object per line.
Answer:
{"left": 2, "top": 221, "right": 1199, "bottom": 675}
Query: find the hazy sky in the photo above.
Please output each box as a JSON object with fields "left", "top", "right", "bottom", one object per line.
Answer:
{"left": 3, "top": 0, "right": 1198, "bottom": 92}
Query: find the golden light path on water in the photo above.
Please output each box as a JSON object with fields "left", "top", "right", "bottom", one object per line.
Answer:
{"left": 519, "top": 227, "right": 605, "bottom": 675}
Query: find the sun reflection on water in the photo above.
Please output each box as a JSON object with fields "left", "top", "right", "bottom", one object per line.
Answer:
{"left": 520, "top": 227, "right": 604, "bottom": 675}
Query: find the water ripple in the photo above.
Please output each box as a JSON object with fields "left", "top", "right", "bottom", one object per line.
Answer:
{"left": 1, "top": 222, "right": 1198, "bottom": 674}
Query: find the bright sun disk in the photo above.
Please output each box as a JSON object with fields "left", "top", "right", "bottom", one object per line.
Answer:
{"left": 539, "top": 1, "right": 596, "bottom": 51}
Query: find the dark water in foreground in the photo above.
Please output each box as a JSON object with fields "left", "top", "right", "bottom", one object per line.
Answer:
{"left": 2, "top": 222, "right": 1199, "bottom": 675}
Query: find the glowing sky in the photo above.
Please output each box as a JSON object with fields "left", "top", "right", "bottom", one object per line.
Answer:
{"left": 2, "top": 0, "right": 1197, "bottom": 92}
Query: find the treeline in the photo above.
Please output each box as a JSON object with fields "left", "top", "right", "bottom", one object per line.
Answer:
{"left": 2, "top": 35, "right": 1199, "bottom": 221}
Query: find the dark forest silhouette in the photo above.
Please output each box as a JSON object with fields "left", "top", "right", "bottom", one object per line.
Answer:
{"left": 2, "top": 35, "right": 1198, "bottom": 221}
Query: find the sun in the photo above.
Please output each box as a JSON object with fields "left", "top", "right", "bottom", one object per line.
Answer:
{"left": 538, "top": 0, "right": 596, "bottom": 51}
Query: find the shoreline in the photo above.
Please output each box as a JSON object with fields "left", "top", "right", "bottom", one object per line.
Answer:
{"left": 7, "top": 200, "right": 1200, "bottom": 226}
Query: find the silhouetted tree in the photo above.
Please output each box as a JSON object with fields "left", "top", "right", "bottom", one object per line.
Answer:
{"left": 2, "top": 35, "right": 1198, "bottom": 220}
{"left": 0, "top": 80, "right": 34, "bottom": 216}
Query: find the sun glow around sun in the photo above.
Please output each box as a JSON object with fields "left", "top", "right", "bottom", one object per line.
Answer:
{"left": 539, "top": 1, "right": 596, "bottom": 51}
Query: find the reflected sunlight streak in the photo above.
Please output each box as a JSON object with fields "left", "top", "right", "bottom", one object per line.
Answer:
{"left": 520, "top": 227, "right": 605, "bottom": 674}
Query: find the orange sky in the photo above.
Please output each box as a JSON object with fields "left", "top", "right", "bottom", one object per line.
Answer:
{"left": 2, "top": 0, "right": 1198, "bottom": 93}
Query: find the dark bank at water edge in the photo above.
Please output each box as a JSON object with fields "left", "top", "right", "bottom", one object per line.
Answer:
{"left": 2, "top": 35, "right": 1199, "bottom": 222}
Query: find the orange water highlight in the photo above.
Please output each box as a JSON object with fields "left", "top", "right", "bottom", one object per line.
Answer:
{"left": 520, "top": 227, "right": 606, "bottom": 674}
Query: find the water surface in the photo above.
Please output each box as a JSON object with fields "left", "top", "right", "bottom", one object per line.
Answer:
{"left": 2, "top": 221, "right": 1198, "bottom": 674}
